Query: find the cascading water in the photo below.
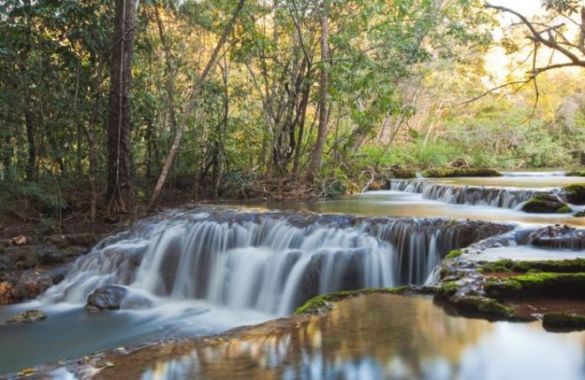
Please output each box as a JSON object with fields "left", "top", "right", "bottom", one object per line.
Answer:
{"left": 40, "top": 208, "right": 512, "bottom": 316}
{"left": 389, "top": 179, "right": 547, "bottom": 208}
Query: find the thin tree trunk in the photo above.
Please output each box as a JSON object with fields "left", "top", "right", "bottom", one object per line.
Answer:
{"left": 24, "top": 93, "right": 36, "bottom": 182}
{"left": 106, "top": 0, "right": 137, "bottom": 218}
{"left": 306, "top": 11, "right": 329, "bottom": 182}
{"left": 148, "top": 0, "right": 246, "bottom": 212}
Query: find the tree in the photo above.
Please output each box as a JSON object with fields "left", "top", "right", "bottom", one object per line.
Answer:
{"left": 106, "top": 0, "right": 138, "bottom": 218}
{"left": 148, "top": 0, "right": 246, "bottom": 212}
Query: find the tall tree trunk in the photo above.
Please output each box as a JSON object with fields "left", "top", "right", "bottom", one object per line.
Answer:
{"left": 148, "top": 0, "right": 246, "bottom": 212}
{"left": 2, "top": 137, "right": 12, "bottom": 181}
{"left": 106, "top": 0, "right": 137, "bottom": 218}
{"left": 306, "top": 10, "right": 329, "bottom": 182}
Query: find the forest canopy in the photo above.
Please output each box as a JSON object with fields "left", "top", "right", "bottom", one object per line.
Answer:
{"left": 1, "top": 0, "right": 584, "bottom": 226}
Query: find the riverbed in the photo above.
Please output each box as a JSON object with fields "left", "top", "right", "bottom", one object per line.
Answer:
{"left": 1, "top": 172, "right": 585, "bottom": 378}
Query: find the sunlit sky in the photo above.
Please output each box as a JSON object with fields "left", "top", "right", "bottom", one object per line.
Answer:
{"left": 487, "top": 0, "right": 544, "bottom": 16}
{"left": 483, "top": 0, "right": 580, "bottom": 85}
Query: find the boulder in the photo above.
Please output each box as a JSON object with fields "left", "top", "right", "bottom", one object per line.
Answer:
{"left": 6, "top": 309, "right": 47, "bottom": 324}
{"left": 85, "top": 285, "right": 153, "bottom": 312}
{"left": 86, "top": 285, "right": 128, "bottom": 313}
{"left": 521, "top": 194, "right": 572, "bottom": 213}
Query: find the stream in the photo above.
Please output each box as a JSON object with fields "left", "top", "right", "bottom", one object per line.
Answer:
{"left": 1, "top": 172, "right": 585, "bottom": 378}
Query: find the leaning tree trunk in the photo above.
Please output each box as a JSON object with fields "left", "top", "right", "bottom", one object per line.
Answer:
{"left": 148, "top": 0, "right": 246, "bottom": 212}
{"left": 306, "top": 11, "right": 330, "bottom": 182}
{"left": 106, "top": 0, "right": 137, "bottom": 218}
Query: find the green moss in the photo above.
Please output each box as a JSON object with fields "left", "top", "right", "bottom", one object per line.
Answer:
{"left": 421, "top": 168, "right": 501, "bottom": 178}
{"left": 542, "top": 312, "right": 585, "bottom": 331}
{"left": 435, "top": 281, "right": 459, "bottom": 299}
{"left": 445, "top": 249, "right": 463, "bottom": 259}
{"left": 564, "top": 184, "right": 585, "bottom": 205}
{"left": 479, "top": 258, "right": 585, "bottom": 274}
{"left": 294, "top": 287, "right": 410, "bottom": 315}
{"left": 574, "top": 211, "right": 585, "bottom": 217}
{"left": 484, "top": 272, "right": 585, "bottom": 298}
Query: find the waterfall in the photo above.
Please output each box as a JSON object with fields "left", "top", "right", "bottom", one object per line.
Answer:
{"left": 389, "top": 179, "right": 547, "bottom": 208}
{"left": 40, "top": 208, "right": 513, "bottom": 315}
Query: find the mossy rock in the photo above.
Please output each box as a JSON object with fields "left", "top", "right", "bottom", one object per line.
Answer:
{"left": 445, "top": 249, "right": 462, "bottom": 259}
{"left": 421, "top": 168, "right": 501, "bottom": 178}
{"left": 542, "top": 312, "right": 585, "bottom": 331}
{"left": 437, "top": 295, "right": 515, "bottom": 320}
{"left": 521, "top": 194, "right": 572, "bottom": 214}
{"left": 479, "top": 259, "right": 585, "bottom": 274}
{"left": 574, "top": 211, "right": 585, "bottom": 217}
{"left": 564, "top": 184, "right": 585, "bottom": 205}
{"left": 294, "top": 287, "right": 411, "bottom": 315}
{"left": 484, "top": 272, "right": 585, "bottom": 299}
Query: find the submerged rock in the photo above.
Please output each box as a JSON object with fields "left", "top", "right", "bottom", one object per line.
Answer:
{"left": 86, "top": 285, "right": 128, "bottom": 313}
{"left": 6, "top": 310, "right": 47, "bottom": 324}
{"left": 521, "top": 194, "right": 572, "bottom": 214}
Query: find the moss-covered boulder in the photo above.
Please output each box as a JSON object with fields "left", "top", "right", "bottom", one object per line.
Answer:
{"left": 542, "top": 312, "right": 585, "bottom": 331}
{"left": 564, "top": 184, "right": 585, "bottom": 205}
{"left": 521, "top": 194, "right": 572, "bottom": 213}
{"left": 422, "top": 168, "right": 501, "bottom": 178}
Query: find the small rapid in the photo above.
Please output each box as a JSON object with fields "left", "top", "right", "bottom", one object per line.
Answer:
{"left": 389, "top": 179, "right": 548, "bottom": 208}
{"left": 40, "top": 208, "right": 512, "bottom": 315}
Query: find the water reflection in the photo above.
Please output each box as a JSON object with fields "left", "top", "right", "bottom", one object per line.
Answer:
{"left": 95, "top": 295, "right": 585, "bottom": 380}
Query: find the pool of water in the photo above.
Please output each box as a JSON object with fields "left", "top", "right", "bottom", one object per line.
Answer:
{"left": 92, "top": 294, "right": 585, "bottom": 380}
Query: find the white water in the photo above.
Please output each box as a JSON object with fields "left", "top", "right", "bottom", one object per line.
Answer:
{"left": 40, "top": 210, "right": 481, "bottom": 316}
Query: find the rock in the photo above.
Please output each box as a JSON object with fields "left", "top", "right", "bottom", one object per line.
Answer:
{"left": 367, "top": 180, "right": 383, "bottom": 191}
{"left": 521, "top": 194, "right": 572, "bottom": 213}
{"left": 542, "top": 312, "right": 585, "bottom": 331}
{"left": 44, "top": 233, "right": 99, "bottom": 249}
{"left": 6, "top": 309, "right": 47, "bottom": 324}
{"left": 387, "top": 168, "right": 416, "bottom": 179}
{"left": 575, "top": 211, "right": 585, "bottom": 217}
{"left": 528, "top": 225, "right": 585, "bottom": 249}
{"left": 11, "top": 235, "right": 30, "bottom": 246}
{"left": 564, "top": 184, "right": 585, "bottom": 205}
{"left": 86, "top": 285, "right": 128, "bottom": 313}
{"left": 0, "top": 266, "right": 68, "bottom": 305}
